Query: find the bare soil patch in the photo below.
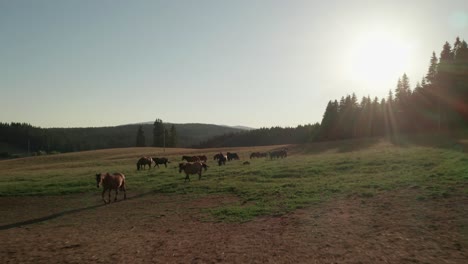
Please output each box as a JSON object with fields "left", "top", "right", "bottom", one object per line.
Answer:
{"left": 1, "top": 190, "right": 467, "bottom": 263}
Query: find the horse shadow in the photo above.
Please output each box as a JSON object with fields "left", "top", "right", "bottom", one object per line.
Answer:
{"left": 0, "top": 191, "right": 158, "bottom": 231}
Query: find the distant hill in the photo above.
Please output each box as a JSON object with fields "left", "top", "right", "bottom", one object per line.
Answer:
{"left": 120, "top": 122, "right": 248, "bottom": 147}
{"left": 0, "top": 122, "right": 247, "bottom": 155}
{"left": 222, "top": 125, "right": 256, "bottom": 131}
{"left": 125, "top": 121, "right": 256, "bottom": 131}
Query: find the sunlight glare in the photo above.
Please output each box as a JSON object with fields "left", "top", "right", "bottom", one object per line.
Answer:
{"left": 346, "top": 31, "right": 412, "bottom": 90}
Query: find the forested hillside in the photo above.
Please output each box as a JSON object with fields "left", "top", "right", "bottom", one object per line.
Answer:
{"left": 0, "top": 122, "right": 244, "bottom": 156}
{"left": 193, "top": 124, "right": 320, "bottom": 148}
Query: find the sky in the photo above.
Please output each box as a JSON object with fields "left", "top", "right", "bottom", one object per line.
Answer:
{"left": 1, "top": 0, "right": 467, "bottom": 129}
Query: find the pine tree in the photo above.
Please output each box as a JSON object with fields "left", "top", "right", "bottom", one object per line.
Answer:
{"left": 426, "top": 52, "right": 438, "bottom": 84}
{"left": 394, "top": 77, "right": 403, "bottom": 105}
{"left": 387, "top": 90, "right": 394, "bottom": 104}
{"left": 152, "top": 119, "right": 164, "bottom": 147}
{"left": 319, "top": 100, "right": 339, "bottom": 140}
{"left": 136, "top": 125, "right": 146, "bottom": 147}
{"left": 169, "top": 124, "right": 177, "bottom": 147}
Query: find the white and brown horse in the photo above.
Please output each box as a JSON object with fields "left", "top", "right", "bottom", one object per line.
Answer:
{"left": 137, "top": 157, "right": 153, "bottom": 170}
{"left": 95, "top": 172, "right": 127, "bottom": 204}
{"left": 214, "top": 153, "right": 227, "bottom": 166}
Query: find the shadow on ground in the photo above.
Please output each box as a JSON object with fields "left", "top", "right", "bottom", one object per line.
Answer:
{"left": 0, "top": 190, "right": 159, "bottom": 231}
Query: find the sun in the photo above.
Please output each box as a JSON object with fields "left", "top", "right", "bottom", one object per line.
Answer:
{"left": 346, "top": 31, "right": 412, "bottom": 89}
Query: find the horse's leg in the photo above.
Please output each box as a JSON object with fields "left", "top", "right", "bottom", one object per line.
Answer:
{"left": 198, "top": 172, "right": 201, "bottom": 180}
{"left": 123, "top": 185, "right": 127, "bottom": 200}
{"left": 114, "top": 188, "right": 118, "bottom": 202}
{"left": 102, "top": 189, "right": 107, "bottom": 204}
{"left": 108, "top": 188, "right": 111, "bottom": 203}
{"left": 164, "top": 163, "right": 167, "bottom": 168}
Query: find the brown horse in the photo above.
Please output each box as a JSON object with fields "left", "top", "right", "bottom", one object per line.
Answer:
{"left": 95, "top": 172, "right": 127, "bottom": 204}
{"left": 182, "top": 155, "right": 200, "bottom": 162}
{"left": 250, "top": 152, "right": 268, "bottom": 159}
{"left": 213, "top": 153, "right": 223, "bottom": 160}
{"left": 137, "top": 157, "right": 153, "bottom": 170}
{"left": 197, "top": 155, "right": 208, "bottom": 162}
{"left": 227, "top": 152, "right": 240, "bottom": 161}
{"left": 179, "top": 162, "right": 208, "bottom": 182}
{"left": 269, "top": 149, "right": 287, "bottom": 159}
{"left": 214, "top": 152, "right": 227, "bottom": 166}
{"left": 153, "top": 157, "right": 170, "bottom": 168}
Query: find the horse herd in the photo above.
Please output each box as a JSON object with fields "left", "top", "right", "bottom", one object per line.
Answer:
{"left": 96, "top": 149, "right": 288, "bottom": 204}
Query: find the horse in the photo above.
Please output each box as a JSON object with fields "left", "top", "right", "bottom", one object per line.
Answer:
{"left": 182, "top": 155, "right": 200, "bottom": 162}
{"left": 227, "top": 152, "right": 240, "bottom": 161}
{"left": 179, "top": 162, "right": 208, "bottom": 182}
{"left": 250, "top": 152, "right": 260, "bottom": 159}
{"left": 269, "top": 150, "right": 287, "bottom": 159}
{"left": 213, "top": 153, "right": 223, "bottom": 160}
{"left": 95, "top": 172, "right": 127, "bottom": 204}
{"left": 250, "top": 152, "right": 267, "bottom": 159}
{"left": 153, "top": 157, "right": 170, "bottom": 168}
{"left": 197, "top": 155, "right": 208, "bottom": 162}
{"left": 137, "top": 157, "right": 153, "bottom": 170}
{"left": 218, "top": 154, "right": 227, "bottom": 166}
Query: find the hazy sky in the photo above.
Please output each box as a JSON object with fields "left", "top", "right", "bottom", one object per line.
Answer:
{"left": 1, "top": 0, "right": 467, "bottom": 128}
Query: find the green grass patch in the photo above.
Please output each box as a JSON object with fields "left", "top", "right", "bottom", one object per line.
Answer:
{"left": 1, "top": 138, "right": 467, "bottom": 222}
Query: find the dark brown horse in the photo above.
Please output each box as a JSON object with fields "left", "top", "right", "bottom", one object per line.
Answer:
{"left": 179, "top": 162, "right": 208, "bottom": 182}
{"left": 182, "top": 155, "right": 200, "bottom": 162}
{"left": 214, "top": 152, "right": 227, "bottom": 166}
{"left": 227, "top": 152, "right": 240, "bottom": 161}
{"left": 197, "top": 155, "right": 208, "bottom": 162}
{"left": 95, "top": 172, "right": 127, "bottom": 204}
{"left": 153, "top": 157, "right": 170, "bottom": 168}
{"left": 137, "top": 157, "right": 153, "bottom": 170}
{"left": 250, "top": 152, "right": 268, "bottom": 159}
{"left": 269, "top": 149, "right": 287, "bottom": 159}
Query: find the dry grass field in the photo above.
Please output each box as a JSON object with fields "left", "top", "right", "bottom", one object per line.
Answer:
{"left": 1, "top": 137, "right": 467, "bottom": 263}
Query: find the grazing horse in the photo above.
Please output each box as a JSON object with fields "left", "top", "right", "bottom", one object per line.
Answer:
{"left": 269, "top": 150, "right": 288, "bottom": 159}
{"left": 95, "top": 172, "right": 127, "bottom": 204}
{"left": 213, "top": 153, "right": 223, "bottom": 160}
{"left": 182, "top": 155, "right": 200, "bottom": 162}
{"left": 213, "top": 153, "right": 227, "bottom": 165}
{"left": 227, "top": 152, "right": 240, "bottom": 161}
{"left": 137, "top": 157, "right": 153, "bottom": 170}
{"left": 153, "top": 157, "right": 170, "bottom": 168}
{"left": 197, "top": 155, "right": 208, "bottom": 162}
{"left": 250, "top": 152, "right": 260, "bottom": 159}
{"left": 250, "top": 152, "right": 267, "bottom": 159}
{"left": 179, "top": 162, "right": 208, "bottom": 182}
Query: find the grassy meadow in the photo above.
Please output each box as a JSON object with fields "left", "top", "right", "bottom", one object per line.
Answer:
{"left": 1, "top": 135, "right": 467, "bottom": 222}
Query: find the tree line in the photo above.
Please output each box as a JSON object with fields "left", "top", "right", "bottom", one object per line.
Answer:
{"left": 193, "top": 124, "right": 320, "bottom": 148}
{"left": 0, "top": 121, "right": 243, "bottom": 157}
{"left": 136, "top": 119, "right": 178, "bottom": 147}
{"left": 317, "top": 37, "right": 468, "bottom": 140}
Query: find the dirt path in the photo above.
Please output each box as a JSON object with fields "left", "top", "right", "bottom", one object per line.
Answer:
{"left": 1, "top": 191, "right": 467, "bottom": 263}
